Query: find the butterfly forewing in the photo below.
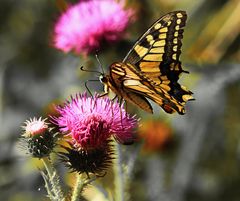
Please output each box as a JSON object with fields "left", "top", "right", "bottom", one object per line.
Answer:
{"left": 124, "top": 11, "right": 187, "bottom": 86}
{"left": 123, "top": 11, "right": 186, "bottom": 66}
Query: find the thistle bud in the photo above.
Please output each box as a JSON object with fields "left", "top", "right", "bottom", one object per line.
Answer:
{"left": 21, "top": 117, "right": 58, "bottom": 158}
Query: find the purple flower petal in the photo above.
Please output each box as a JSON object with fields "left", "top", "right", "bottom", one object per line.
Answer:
{"left": 52, "top": 93, "right": 138, "bottom": 149}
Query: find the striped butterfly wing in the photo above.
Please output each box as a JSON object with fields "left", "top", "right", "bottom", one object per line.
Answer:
{"left": 108, "top": 62, "right": 153, "bottom": 113}
{"left": 109, "top": 62, "right": 188, "bottom": 114}
{"left": 119, "top": 10, "right": 194, "bottom": 114}
{"left": 123, "top": 11, "right": 186, "bottom": 78}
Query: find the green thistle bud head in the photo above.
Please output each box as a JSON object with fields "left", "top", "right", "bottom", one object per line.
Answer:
{"left": 21, "top": 117, "right": 58, "bottom": 158}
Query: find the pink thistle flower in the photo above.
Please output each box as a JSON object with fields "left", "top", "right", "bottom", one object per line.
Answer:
{"left": 53, "top": 0, "right": 134, "bottom": 54}
{"left": 51, "top": 93, "right": 138, "bottom": 149}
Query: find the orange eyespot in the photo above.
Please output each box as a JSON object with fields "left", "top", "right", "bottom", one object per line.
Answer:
{"left": 163, "top": 104, "right": 174, "bottom": 113}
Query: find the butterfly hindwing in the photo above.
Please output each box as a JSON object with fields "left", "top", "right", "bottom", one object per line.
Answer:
{"left": 124, "top": 92, "right": 153, "bottom": 113}
{"left": 109, "top": 62, "right": 188, "bottom": 114}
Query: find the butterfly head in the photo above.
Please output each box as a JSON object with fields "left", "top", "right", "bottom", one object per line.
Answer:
{"left": 99, "top": 74, "right": 108, "bottom": 84}
{"left": 99, "top": 73, "right": 115, "bottom": 96}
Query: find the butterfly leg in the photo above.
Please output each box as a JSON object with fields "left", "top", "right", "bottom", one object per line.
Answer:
{"left": 124, "top": 99, "right": 128, "bottom": 113}
{"left": 84, "top": 80, "right": 93, "bottom": 97}
{"left": 98, "top": 92, "right": 108, "bottom": 98}
{"left": 98, "top": 83, "right": 110, "bottom": 98}
{"left": 117, "top": 97, "right": 124, "bottom": 128}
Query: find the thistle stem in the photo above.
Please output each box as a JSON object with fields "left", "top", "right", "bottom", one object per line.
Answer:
{"left": 71, "top": 173, "right": 99, "bottom": 201}
{"left": 41, "top": 157, "right": 65, "bottom": 201}
{"left": 114, "top": 142, "right": 124, "bottom": 201}
{"left": 71, "top": 174, "right": 84, "bottom": 201}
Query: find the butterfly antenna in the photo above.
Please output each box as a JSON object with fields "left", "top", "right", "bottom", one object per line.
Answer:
{"left": 95, "top": 53, "right": 105, "bottom": 74}
{"left": 80, "top": 66, "right": 102, "bottom": 75}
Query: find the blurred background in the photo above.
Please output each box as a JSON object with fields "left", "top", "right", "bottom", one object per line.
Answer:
{"left": 0, "top": 0, "right": 240, "bottom": 200}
